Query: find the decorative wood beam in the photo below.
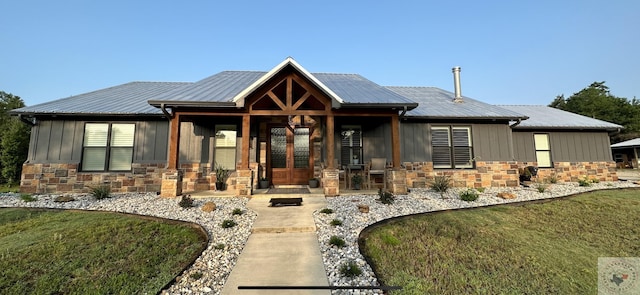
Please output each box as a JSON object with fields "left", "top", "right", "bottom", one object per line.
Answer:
{"left": 327, "top": 114, "right": 335, "bottom": 169}
{"left": 167, "top": 113, "right": 181, "bottom": 169}
{"left": 390, "top": 113, "right": 401, "bottom": 168}
{"left": 248, "top": 110, "right": 331, "bottom": 116}
{"left": 286, "top": 77, "right": 293, "bottom": 111}
{"left": 267, "top": 91, "right": 287, "bottom": 110}
{"left": 291, "top": 91, "right": 311, "bottom": 110}
{"left": 241, "top": 114, "right": 251, "bottom": 169}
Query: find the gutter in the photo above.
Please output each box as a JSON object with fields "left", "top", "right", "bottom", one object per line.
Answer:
{"left": 18, "top": 114, "right": 36, "bottom": 126}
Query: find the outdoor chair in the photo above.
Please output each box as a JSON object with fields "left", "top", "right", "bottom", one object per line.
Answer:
{"left": 366, "top": 157, "right": 387, "bottom": 189}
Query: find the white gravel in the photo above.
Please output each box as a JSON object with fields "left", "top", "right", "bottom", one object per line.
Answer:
{"left": 2, "top": 180, "right": 638, "bottom": 295}
{"left": 313, "top": 180, "right": 640, "bottom": 295}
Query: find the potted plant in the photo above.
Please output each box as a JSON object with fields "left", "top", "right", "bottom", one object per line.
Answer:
{"left": 259, "top": 177, "right": 270, "bottom": 189}
{"left": 308, "top": 177, "right": 319, "bottom": 188}
{"left": 351, "top": 174, "right": 363, "bottom": 190}
{"left": 214, "top": 163, "right": 229, "bottom": 191}
{"left": 352, "top": 155, "right": 359, "bottom": 164}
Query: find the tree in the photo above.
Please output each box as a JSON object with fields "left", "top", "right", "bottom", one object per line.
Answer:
{"left": 0, "top": 91, "right": 30, "bottom": 185}
{"left": 549, "top": 82, "right": 640, "bottom": 143}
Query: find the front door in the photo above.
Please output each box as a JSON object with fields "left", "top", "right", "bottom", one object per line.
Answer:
{"left": 269, "top": 126, "right": 312, "bottom": 185}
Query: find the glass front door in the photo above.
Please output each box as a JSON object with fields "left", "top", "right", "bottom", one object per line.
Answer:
{"left": 269, "top": 127, "right": 311, "bottom": 185}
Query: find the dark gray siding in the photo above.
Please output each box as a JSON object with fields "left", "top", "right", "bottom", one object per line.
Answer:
{"left": 363, "top": 122, "right": 392, "bottom": 161}
{"left": 27, "top": 120, "right": 169, "bottom": 164}
{"left": 179, "top": 121, "right": 214, "bottom": 163}
{"left": 512, "top": 130, "right": 613, "bottom": 162}
{"left": 400, "top": 122, "right": 513, "bottom": 162}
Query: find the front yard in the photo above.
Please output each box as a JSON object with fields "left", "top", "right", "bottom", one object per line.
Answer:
{"left": 362, "top": 188, "right": 640, "bottom": 294}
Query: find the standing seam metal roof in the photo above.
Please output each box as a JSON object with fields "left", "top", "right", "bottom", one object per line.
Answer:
{"left": 498, "top": 105, "right": 622, "bottom": 130}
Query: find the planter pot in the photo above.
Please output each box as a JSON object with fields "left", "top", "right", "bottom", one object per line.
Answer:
{"left": 216, "top": 182, "right": 227, "bottom": 191}
{"left": 309, "top": 179, "right": 319, "bottom": 188}
{"left": 259, "top": 180, "right": 270, "bottom": 189}
{"left": 353, "top": 183, "right": 361, "bottom": 190}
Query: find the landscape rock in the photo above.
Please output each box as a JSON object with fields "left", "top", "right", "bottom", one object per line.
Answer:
{"left": 54, "top": 195, "right": 75, "bottom": 202}
{"left": 202, "top": 201, "right": 217, "bottom": 212}
{"left": 496, "top": 192, "right": 516, "bottom": 199}
{"left": 357, "top": 204, "right": 369, "bottom": 213}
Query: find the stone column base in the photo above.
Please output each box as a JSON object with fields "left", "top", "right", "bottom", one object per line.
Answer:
{"left": 235, "top": 169, "right": 253, "bottom": 196}
{"left": 322, "top": 168, "right": 339, "bottom": 197}
{"left": 388, "top": 168, "right": 408, "bottom": 195}
{"left": 160, "top": 169, "right": 183, "bottom": 197}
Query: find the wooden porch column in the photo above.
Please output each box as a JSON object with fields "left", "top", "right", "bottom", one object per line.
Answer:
{"left": 167, "top": 113, "right": 181, "bottom": 169}
{"left": 241, "top": 114, "right": 251, "bottom": 169}
{"left": 326, "top": 114, "right": 335, "bottom": 169}
{"left": 390, "top": 113, "right": 401, "bottom": 168}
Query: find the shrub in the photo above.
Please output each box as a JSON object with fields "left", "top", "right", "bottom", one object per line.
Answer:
{"left": 536, "top": 183, "right": 548, "bottom": 193}
{"left": 232, "top": 208, "right": 243, "bottom": 215}
{"left": 214, "top": 243, "right": 225, "bottom": 250}
{"left": 319, "top": 208, "right": 334, "bottom": 214}
{"left": 20, "top": 194, "right": 37, "bottom": 202}
{"left": 179, "top": 195, "right": 194, "bottom": 208}
{"left": 329, "top": 235, "right": 346, "bottom": 248}
{"left": 592, "top": 178, "right": 600, "bottom": 183}
{"left": 189, "top": 272, "right": 203, "bottom": 280}
{"left": 430, "top": 174, "right": 452, "bottom": 193}
{"left": 330, "top": 219, "right": 343, "bottom": 226}
{"left": 378, "top": 188, "right": 395, "bottom": 205}
{"left": 547, "top": 174, "right": 559, "bottom": 184}
{"left": 221, "top": 219, "right": 237, "bottom": 228}
{"left": 90, "top": 185, "right": 111, "bottom": 200}
{"left": 460, "top": 189, "right": 479, "bottom": 202}
{"left": 578, "top": 177, "right": 591, "bottom": 187}
{"left": 476, "top": 187, "right": 485, "bottom": 193}
{"left": 339, "top": 261, "right": 363, "bottom": 278}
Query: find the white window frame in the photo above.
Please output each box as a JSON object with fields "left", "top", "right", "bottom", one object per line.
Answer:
{"left": 214, "top": 125, "right": 237, "bottom": 171}
{"left": 431, "top": 126, "right": 474, "bottom": 169}
{"left": 534, "top": 133, "right": 552, "bottom": 168}
{"left": 82, "top": 123, "right": 135, "bottom": 172}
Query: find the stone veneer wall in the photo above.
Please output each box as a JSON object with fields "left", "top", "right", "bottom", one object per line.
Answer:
{"left": 520, "top": 161, "right": 618, "bottom": 182}
{"left": 179, "top": 163, "right": 214, "bottom": 192}
{"left": 20, "top": 163, "right": 165, "bottom": 194}
{"left": 404, "top": 161, "right": 520, "bottom": 188}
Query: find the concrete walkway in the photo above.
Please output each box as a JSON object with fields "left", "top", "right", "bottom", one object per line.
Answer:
{"left": 221, "top": 193, "right": 330, "bottom": 295}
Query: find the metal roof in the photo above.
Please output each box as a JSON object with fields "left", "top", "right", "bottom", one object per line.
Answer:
{"left": 611, "top": 138, "right": 640, "bottom": 148}
{"left": 386, "top": 86, "right": 527, "bottom": 119}
{"left": 12, "top": 82, "right": 190, "bottom": 116}
{"left": 498, "top": 105, "right": 622, "bottom": 130}
{"left": 148, "top": 71, "right": 416, "bottom": 107}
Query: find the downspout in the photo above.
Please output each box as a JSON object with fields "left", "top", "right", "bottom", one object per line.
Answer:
{"left": 18, "top": 114, "right": 36, "bottom": 126}
{"left": 509, "top": 118, "right": 522, "bottom": 128}
{"left": 160, "top": 103, "right": 172, "bottom": 120}
{"left": 399, "top": 106, "right": 407, "bottom": 118}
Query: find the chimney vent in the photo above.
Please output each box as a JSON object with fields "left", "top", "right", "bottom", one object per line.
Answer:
{"left": 452, "top": 66, "right": 463, "bottom": 103}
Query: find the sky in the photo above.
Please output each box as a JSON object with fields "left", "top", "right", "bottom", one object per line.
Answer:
{"left": 2, "top": 0, "right": 638, "bottom": 107}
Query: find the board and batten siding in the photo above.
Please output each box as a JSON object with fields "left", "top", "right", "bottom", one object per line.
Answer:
{"left": 400, "top": 122, "right": 513, "bottom": 162}
{"left": 178, "top": 121, "right": 244, "bottom": 166}
{"left": 27, "top": 120, "right": 169, "bottom": 164}
{"left": 512, "top": 131, "right": 613, "bottom": 162}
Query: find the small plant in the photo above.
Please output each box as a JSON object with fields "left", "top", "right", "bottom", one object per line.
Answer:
{"left": 591, "top": 178, "right": 600, "bottom": 183}
{"left": 578, "top": 177, "right": 591, "bottom": 187}
{"left": 351, "top": 174, "right": 363, "bottom": 189}
{"left": 378, "top": 188, "right": 395, "bottom": 205}
{"left": 535, "top": 183, "right": 548, "bottom": 193}
{"left": 20, "top": 194, "right": 37, "bottom": 202}
{"left": 547, "top": 173, "right": 559, "bottom": 184}
{"left": 319, "top": 208, "right": 334, "bottom": 214}
{"left": 330, "top": 219, "right": 343, "bottom": 226}
{"left": 232, "top": 208, "right": 243, "bottom": 215}
{"left": 430, "top": 174, "right": 452, "bottom": 193}
{"left": 460, "top": 188, "right": 479, "bottom": 202}
{"left": 179, "top": 195, "right": 194, "bottom": 208}
{"left": 221, "top": 219, "right": 237, "bottom": 228}
{"left": 476, "top": 187, "right": 485, "bottom": 193}
{"left": 214, "top": 162, "right": 230, "bottom": 190}
{"left": 214, "top": 243, "right": 225, "bottom": 250}
{"left": 89, "top": 184, "right": 111, "bottom": 200}
{"left": 339, "top": 260, "right": 363, "bottom": 278}
{"left": 189, "top": 272, "right": 203, "bottom": 280}
{"left": 329, "top": 235, "right": 346, "bottom": 248}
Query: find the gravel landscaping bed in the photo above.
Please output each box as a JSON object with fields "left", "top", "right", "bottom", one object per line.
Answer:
{"left": 314, "top": 181, "right": 640, "bottom": 295}
{"left": 0, "top": 192, "right": 256, "bottom": 295}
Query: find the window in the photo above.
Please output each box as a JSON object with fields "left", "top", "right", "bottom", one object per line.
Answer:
{"left": 341, "top": 126, "right": 362, "bottom": 165}
{"left": 82, "top": 123, "right": 135, "bottom": 171}
{"left": 534, "top": 134, "right": 552, "bottom": 167}
{"left": 431, "top": 126, "right": 473, "bottom": 168}
{"left": 215, "top": 125, "right": 237, "bottom": 170}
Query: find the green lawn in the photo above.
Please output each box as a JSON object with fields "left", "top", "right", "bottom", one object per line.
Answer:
{"left": 362, "top": 188, "right": 640, "bottom": 294}
{"left": 0, "top": 208, "right": 208, "bottom": 294}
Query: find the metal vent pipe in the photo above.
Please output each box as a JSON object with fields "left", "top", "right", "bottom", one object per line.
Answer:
{"left": 452, "top": 66, "right": 462, "bottom": 102}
